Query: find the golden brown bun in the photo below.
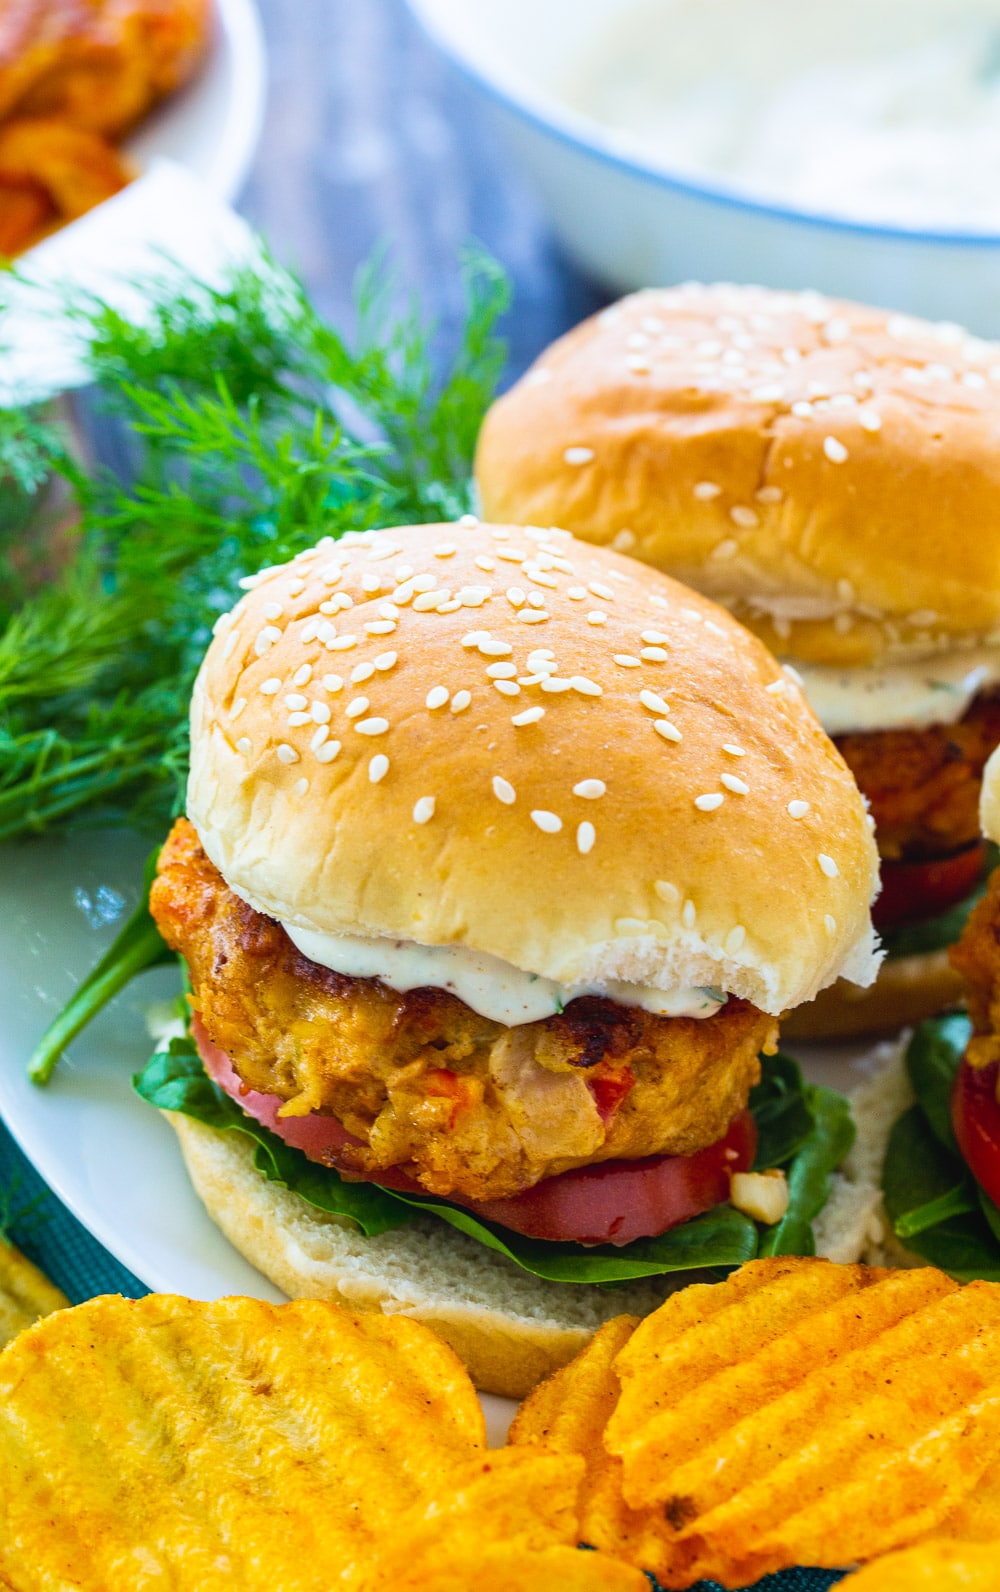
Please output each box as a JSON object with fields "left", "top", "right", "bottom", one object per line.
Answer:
{"left": 188, "top": 521, "right": 879, "bottom": 1016}
{"left": 782, "top": 949, "right": 964, "bottom": 1041}
{"left": 168, "top": 1113, "right": 676, "bottom": 1400}
{"left": 476, "top": 285, "right": 1000, "bottom": 667}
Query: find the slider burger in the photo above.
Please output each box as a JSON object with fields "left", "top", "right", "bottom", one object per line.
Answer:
{"left": 476, "top": 286, "right": 1000, "bottom": 1037}
{"left": 146, "top": 520, "right": 878, "bottom": 1394}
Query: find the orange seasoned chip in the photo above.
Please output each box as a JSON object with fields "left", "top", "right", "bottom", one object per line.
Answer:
{"left": 843, "top": 1540, "right": 1000, "bottom": 1589}
{"left": 0, "top": 1234, "right": 68, "bottom": 1348}
{"left": 362, "top": 1447, "right": 648, "bottom": 1591}
{"left": 0, "top": 1294, "right": 487, "bottom": 1591}
{"left": 509, "top": 1258, "right": 1000, "bottom": 1589}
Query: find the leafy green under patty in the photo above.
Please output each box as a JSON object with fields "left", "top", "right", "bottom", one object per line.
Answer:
{"left": 134, "top": 1036, "right": 852, "bottom": 1287}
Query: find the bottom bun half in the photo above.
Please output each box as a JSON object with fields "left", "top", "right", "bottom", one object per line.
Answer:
{"left": 167, "top": 1113, "right": 675, "bottom": 1400}
{"left": 781, "top": 949, "right": 964, "bottom": 1042}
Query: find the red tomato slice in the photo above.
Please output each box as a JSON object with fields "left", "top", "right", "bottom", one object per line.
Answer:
{"left": 873, "top": 842, "right": 987, "bottom": 932}
{"left": 192, "top": 1015, "right": 756, "bottom": 1246}
{"left": 952, "top": 1057, "right": 1000, "bottom": 1211}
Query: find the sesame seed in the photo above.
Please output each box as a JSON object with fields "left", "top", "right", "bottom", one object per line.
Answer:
{"left": 818, "top": 853, "right": 839, "bottom": 878}
{"left": 479, "top": 638, "right": 513, "bottom": 658}
{"left": 426, "top": 686, "right": 449, "bottom": 710}
{"left": 641, "top": 630, "right": 669, "bottom": 645}
{"left": 694, "top": 481, "right": 722, "bottom": 501}
{"left": 564, "top": 447, "right": 594, "bottom": 466}
{"left": 365, "top": 621, "right": 396, "bottom": 636}
{"left": 751, "top": 384, "right": 784, "bottom": 402}
{"left": 292, "top": 664, "right": 313, "bottom": 687}
{"left": 541, "top": 677, "right": 573, "bottom": 694}
{"left": 525, "top": 567, "right": 558, "bottom": 589}
{"left": 277, "top": 744, "right": 300, "bottom": 765}
{"left": 310, "top": 726, "right": 329, "bottom": 751}
{"left": 294, "top": 777, "right": 309, "bottom": 797}
{"left": 222, "top": 629, "right": 241, "bottom": 660}
{"left": 823, "top": 436, "right": 849, "bottom": 464}
{"left": 574, "top": 779, "right": 606, "bottom": 799}
{"left": 460, "top": 514, "right": 479, "bottom": 527}
{"left": 527, "top": 592, "right": 546, "bottom": 609}
{"left": 493, "top": 776, "right": 516, "bottom": 805}
{"left": 495, "top": 547, "right": 528, "bottom": 563}
{"left": 512, "top": 707, "right": 545, "bottom": 726}
{"left": 322, "top": 674, "right": 344, "bottom": 694}
{"left": 260, "top": 678, "right": 282, "bottom": 695}
{"left": 567, "top": 586, "right": 587, "bottom": 600}
{"left": 487, "top": 662, "right": 518, "bottom": 679}
{"left": 413, "top": 590, "right": 449, "bottom": 611}
{"left": 721, "top": 773, "right": 749, "bottom": 795}
{"left": 355, "top": 718, "right": 390, "bottom": 736}
{"left": 494, "top": 680, "right": 521, "bottom": 697}
{"left": 345, "top": 697, "right": 369, "bottom": 719}
{"left": 640, "top": 689, "right": 670, "bottom": 715}
{"left": 756, "top": 486, "right": 784, "bottom": 504}
{"left": 379, "top": 603, "right": 401, "bottom": 621}
{"left": 858, "top": 408, "right": 882, "bottom": 432}
{"left": 228, "top": 697, "right": 247, "bottom": 720}
{"left": 518, "top": 610, "right": 549, "bottom": 624}
{"left": 730, "top": 506, "right": 759, "bottom": 529}
{"left": 450, "top": 691, "right": 472, "bottom": 713}
{"left": 531, "top": 810, "right": 563, "bottom": 834}
{"left": 457, "top": 586, "right": 491, "bottom": 608}
{"left": 587, "top": 611, "right": 607, "bottom": 626}
{"left": 654, "top": 720, "right": 682, "bottom": 743}
{"left": 765, "top": 680, "right": 786, "bottom": 694}
{"left": 791, "top": 401, "right": 813, "bottom": 419}
{"left": 434, "top": 543, "right": 457, "bottom": 557}
{"left": 361, "top": 573, "right": 382, "bottom": 593}
{"left": 328, "top": 635, "right": 359, "bottom": 650}
{"left": 824, "top": 914, "right": 837, "bottom": 934}
{"left": 577, "top": 821, "right": 596, "bottom": 855}
{"left": 301, "top": 620, "right": 322, "bottom": 644}
{"left": 369, "top": 754, "right": 390, "bottom": 784}
{"left": 374, "top": 652, "right": 397, "bottom": 671}
{"left": 722, "top": 743, "right": 745, "bottom": 757}
{"left": 462, "top": 631, "right": 487, "bottom": 649}
{"left": 236, "top": 737, "right": 251, "bottom": 756}
{"left": 711, "top": 538, "right": 739, "bottom": 561}
{"left": 695, "top": 793, "right": 724, "bottom": 811}
{"left": 413, "top": 796, "right": 436, "bottom": 824}
{"left": 705, "top": 620, "right": 727, "bottom": 639}
{"left": 316, "top": 740, "right": 341, "bottom": 763}
{"left": 571, "top": 677, "right": 602, "bottom": 697}
{"left": 682, "top": 900, "right": 697, "bottom": 929}
{"left": 589, "top": 582, "right": 615, "bottom": 601}
{"left": 350, "top": 663, "right": 375, "bottom": 685}
{"left": 654, "top": 881, "right": 679, "bottom": 904}
{"left": 725, "top": 925, "right": 746, "bottom": 954}
{"left": 506, "top": 587, "right": 526, "bottom": 608}
{"left": 262, "top": 601, "right": 283, "bottom": 621}
{"left": 614, "top": 654, "right": 642, "bottom": 668}
{"left": 254, "top": 626, "right": 281, "bottom": 656}
{"left": 288, "top": 712, "right": 311, "bottom": 727}
{"left": 213, "top": 611, "right": 234, "bottom": 635}
{"left": 641, "top": 647, "right": 667, "bottom": 663}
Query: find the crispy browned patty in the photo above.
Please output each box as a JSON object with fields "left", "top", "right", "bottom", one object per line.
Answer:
{"left": 951, "top": 866, "right": 1000, "bottom": 1072}
{"left": 150, "top": 820, "right": 775, "bottom": 1202}
{"left": 836, "top": 692, "right": 1000, "bottom": 863}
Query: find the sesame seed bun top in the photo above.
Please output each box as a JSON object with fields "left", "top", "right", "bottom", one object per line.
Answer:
{"left": 475, "top": 284, "right": 1000, "bottom": 668}
{"left": 187, "top": 521, "right": 880, "bottom": 1017}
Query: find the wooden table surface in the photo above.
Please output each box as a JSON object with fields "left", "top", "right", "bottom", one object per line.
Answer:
{"left": 240, "top": 0, "right": 606, "bottom": 382}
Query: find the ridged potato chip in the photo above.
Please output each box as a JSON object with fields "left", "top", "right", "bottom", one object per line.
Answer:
{"left": 844, "top": 1540, "right": 1000, "bottom": 1588}
{"left": 0, "top": 1293, "right": 487, "bottom": 1591}
{"left": 362, "top": 1447, "right": 648, "bottom": 1591}
{"left": 509, "top": 1258, "right": 1000, "bottom": 1588}
{"left": 0, "top": 1234, "right": 68, "bottom": 1348}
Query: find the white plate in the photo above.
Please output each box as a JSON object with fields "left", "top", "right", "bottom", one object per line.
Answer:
{"left": 125, "top": 0, "right": 267, "bottom": 202}
{"left": 0, "top": 830, "right": 875, "bottom": 1441}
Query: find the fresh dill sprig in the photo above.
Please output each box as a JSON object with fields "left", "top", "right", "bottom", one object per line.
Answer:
{"left": 0, "top": 243, "right": 510, "bottom": 839}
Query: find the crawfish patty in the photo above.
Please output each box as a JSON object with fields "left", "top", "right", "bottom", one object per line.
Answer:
{"left": 151, "top": 821, "right": 775, "bottom": 1203}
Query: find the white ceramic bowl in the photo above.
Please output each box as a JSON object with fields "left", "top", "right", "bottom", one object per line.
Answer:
{"left": 123, "top": 0, "right": 266, "bottom": 201}
{"left": 406, "top": 0, "right": 1000, "bottom": 334}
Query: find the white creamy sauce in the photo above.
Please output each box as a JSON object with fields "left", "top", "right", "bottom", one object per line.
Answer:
{"left": 567, "top": 0, "right": 1000, "bottom": 231}
{"left": 793, "top": 650, "right": 1000, "bottom": 735}
{"left": 283, "top": 925, "right": 725, "bottom": 1027}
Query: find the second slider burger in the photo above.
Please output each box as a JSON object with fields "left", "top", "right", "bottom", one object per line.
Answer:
{"left": 144, "top": 520, "right": 878, "bottom": 1393}
{"left": 477, "top": 285, "right": 1000, "bottom": 1036}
